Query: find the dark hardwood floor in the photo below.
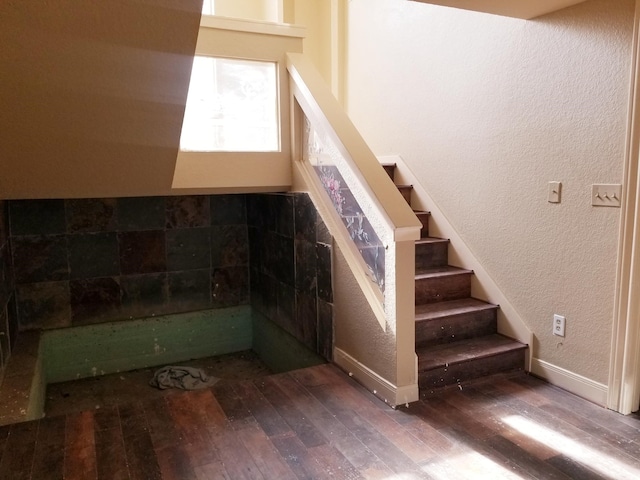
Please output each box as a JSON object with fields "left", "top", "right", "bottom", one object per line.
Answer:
{"left": 1, "top": 364, "right": 639, "bottom": 479}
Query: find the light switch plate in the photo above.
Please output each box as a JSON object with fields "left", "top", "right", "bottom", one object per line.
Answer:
{"left": 548, "top": 181, "right": 561, "bottom": 203}
{"left": 592, "top": 184, "right": 622, "bottom": 207}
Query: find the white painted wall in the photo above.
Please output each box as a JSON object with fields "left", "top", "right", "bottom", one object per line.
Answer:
{"left": 345, "top": 0, "right": 634, "bottom": 384}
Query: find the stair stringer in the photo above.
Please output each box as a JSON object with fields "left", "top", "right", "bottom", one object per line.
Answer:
{"left": 378, "top": 154, "right": 534, "bottom": 371}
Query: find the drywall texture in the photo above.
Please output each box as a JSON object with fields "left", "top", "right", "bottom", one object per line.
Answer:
{"left": 346, "top": 0, "right": 634, "bottom": 384}
{"left": 334, "top": 246, "right": 396, "bottom": 384}
{"left": 0, "top": 0, "right": 202, "bottom": 199}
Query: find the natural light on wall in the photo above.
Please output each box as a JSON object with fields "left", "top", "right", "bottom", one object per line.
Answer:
{"left": 180, "top": 56, "right": 280, "bottom": 152}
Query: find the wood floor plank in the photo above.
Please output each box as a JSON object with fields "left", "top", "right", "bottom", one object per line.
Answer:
{"left": 64, "top": 410, "right": 97, "bottom": 480}
{"left": 256, "top": 375, "right": 327, "bottom": 448}
{"left": 118, "top": 402, "right": 162, "bottom": 480}
{"left": 31, "top": 416, "right": 66, "bottom": 480}
{"left": 194, "top": 461, "right": 231, "bottom": 480}
{"left": 155, "top": 444, "right": 198, "bottom": 480}
{"left": 0, "top": 421, "right": 38, "bottom": 480}
{"left": 212, "top": 383, "right": 252, "bottom": 425}
{"left": 94, "top": 426, "right": 130, "bottom": 480}
{"left": 234, "top": 419, "right": 298, "bottom": 480}
{"left": 232, "top": 380, "right": 292, "bottom": 437}
{"left": 546, "top": 454, "right": 609, "bottom": 480}
{"left": 165, "top": 393, "right": 219, "bottom": 468}
{"left": 273, "top": 373, "right": 397, "bottom": 475}
{"left": 307, "top": 382, "right": 428, "bottom": 478}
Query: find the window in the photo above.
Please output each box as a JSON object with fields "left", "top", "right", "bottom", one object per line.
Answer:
{"left": 179, "top": 56, "right": 280, "bottom": 152}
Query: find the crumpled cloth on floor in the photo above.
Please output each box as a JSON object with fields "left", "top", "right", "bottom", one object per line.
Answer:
{"left": 149, "top": 366, "right": 220, "bottom": 391}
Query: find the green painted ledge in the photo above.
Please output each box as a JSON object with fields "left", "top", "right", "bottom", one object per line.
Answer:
{"left": 43, "top": 306, "right": 253, "bottom": 384}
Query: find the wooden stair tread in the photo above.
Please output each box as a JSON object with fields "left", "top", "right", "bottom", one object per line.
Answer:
{"left": 415, "top": 265, "right": 472, "bottom": 278}
{"left": 415, "top": 237, "right": 448, "bottom": 246}
{"left": 417, "top": 334, "right": 527, "bottom": 372}
{"left": 415, "top": 298, "right": 498, "bottom": 321}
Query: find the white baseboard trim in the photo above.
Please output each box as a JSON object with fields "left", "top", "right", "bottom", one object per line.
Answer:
{"left": 334, "top": 348, "right": 419, "bottom": 407}
{"left": 530, "top": 358, "right": 608, "bottom": 407}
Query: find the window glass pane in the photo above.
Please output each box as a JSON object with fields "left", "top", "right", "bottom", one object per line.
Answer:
{"left": 180, "top": 56, "right": 279, "bottom": 152}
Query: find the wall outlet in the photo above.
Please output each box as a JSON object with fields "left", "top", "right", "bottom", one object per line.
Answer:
{"left": 553, "top": 314, "right": 566, "bottom": 337}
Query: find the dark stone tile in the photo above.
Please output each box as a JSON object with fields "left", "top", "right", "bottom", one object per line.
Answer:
{"left": 275, "top": 281, "right": 296, "bottom": 337}
{"left": 165, "top": 196, "right": 210, "bottom": 229}
{"left": 211, "top": 225, "right": 248, "bottom": 268}
{"left": 167, "top": 269, "right": 211, "bottom": 312}
{"left": 0, "top": 244, "right": 13, "bottom": 307}
{"left": 260, "top": 272, "right": 277, "bottom": 320}
{"left": 246, "top": 194, "right": 270, "bottom": 229}
{"left": 70, "top": 277, "right": 122, "bottom": 325}
{"left": 0, "top": 309, "right": 10, "bottom": 367}
{"left": 274, "top": 194, "right": 294, "bottom": 238}
{"left": 12, "top": 235, "right": 69, "bottom": 283}
{"left": 295, "top": 239, "right": 316, "bottom": 293}
{"left": 317, "top": 299, "right": 333, "bottom": 361}
{"left": 294, "top": 193, "right": 317, "bottom": 243}
{"left": 264, "top": 232, "right": 294, "bottom": 286}
{"left": 16, "top": 281, "right": 71, "bottom": 330}
{"left": 8, "top": 199, "right": 66, "bottom": 236}
{"left": 7, "top": 295, "right": 18, "bottom": 350}
{"left": 166, "top": 227, "right": 210, "bottom": 272}
{"left": 316, "top": 216, "right": 332, "bottom": 245}
{"left": 66, "top": 198, "right": 117, "bottom": 233}
{"left": 249, "top": 267, "right": 263, "bottom": 313}
{"left": 316, "top": 243, "right": 333, "bottom": 303}
{"left": 248, "top": 226, "right": 262, "bottom": 272}
{"left": 210, "top": 195, "right": 246, "bottom": 226}
{"left": 0, "top": 200, "right": 7, "bottom": 248}
{"left": 117, "top": 197, "right": 166, "bottom": 231}
{"left": 68, "top": 233, "right": 120, "bottom": 279}
{"left": 121, "top": 273, "right": 168, "bottom": 319}
{"left": 296, "top": 291, "right": 317, "bottom": 351}
{"left": 211, "top": 267, "right": 249, "bottom": 308}
{"left": 118, "top": 231, "right": 166, "bottom": 275}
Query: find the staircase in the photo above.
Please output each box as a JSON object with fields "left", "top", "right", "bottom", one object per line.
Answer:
{"left": 382, "top": 164, "right": 527, "bottom": 396}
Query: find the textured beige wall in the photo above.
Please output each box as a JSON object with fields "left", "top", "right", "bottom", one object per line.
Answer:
{"left": 346, "top": 0, "right": 634, "bottom": 384}
{"left": 334, "top": 246, "right": 397, "bottom": 383}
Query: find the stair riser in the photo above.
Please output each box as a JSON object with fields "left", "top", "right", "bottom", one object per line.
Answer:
{"left": 415, "top": 242, "right": 448, "bottom": 269}
{"left": 416, "top": 214, "right": 430, "bottom": 238}
{"left": 418, "top": 349, "right": 525, "bottom": 393}
{"left": 397, "top": 187, "right": 412, "bottom": 205}
{"left": 416, "top": 309, "right": 497, "bottom": 348}
{"left": 415, "top": 273, "right": 471, "bottom": 304}
{"left": 383, "top": 165, "right": 395, "bottom": 180}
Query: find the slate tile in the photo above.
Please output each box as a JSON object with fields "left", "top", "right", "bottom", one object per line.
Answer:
{"left": 317, "top": 299, "right": 333, "bottom": 361}
{"left": 211, "top": 266, "right": 249, "bottom": 308}
{"left": 118, "top": 231, "right": 166, "bottom": 275}
{"left": 166, "top": 227, "right": 210, "bottom": 271}
{"left": 274, "top": 194, "right": 295, "bottom": 238}
{"left": 117, "top": 197, "right": 166, "bottom": 231}
{"left": 16, "top": 281, "right": 71, "bottom": 330}
{"left": 12, "top": 235, "right": 69, "bottom": 283}
{"left": 316, "top": 243, "right": 333, "bottom": 303}
{"left": 70, "top": 277, "right": 121, "bottom": 325}
{"left": 210, "top": 194, "right": 246, "bottom": 226}
{"left": 295, "top": 239, "right": 316, "bottom": 293}
{"left": 211, "top": 225, "right": 248, "bottom": 268}
{"left": 0, "top": 309, "right": 10, "bottom": 367}
{"left": 296, "top": 291, "right": 317, "bottom": 351}
{"left": 8, "top": 199, "right": 66, "bottom": 236}
{"left": 68, "top": 233, "right": 120, "bottom": 279}
{"left": 66, "top": 198, "right": 117, "bottom": 233}
{"left": 316, "top": 216, "right": 332, "bottom": 245}
{"left": 0, "top": 200, "right": 7, "bottom": 247}
{"left": 166, "top": 196, "right": 210, "bottom": 229}
{"left": 294, "top": 193, "right": 317, "bottom": 243}
{"left": 246, "top": 194, "right": 267, "bottom": 228}
{"left": 275, "top": 281, "right": 296, "bottom": 336}
{"left": 7, "top": 295, "right": 18, "bottom": 350}
{"left": 121, "top": 273, "right": 168, "bottom": 319}
{"left": 167, "top": 269, "right": 211, "bottom": 312}
{"left": 248, "top": 226, "right": 262, "bottom": 271}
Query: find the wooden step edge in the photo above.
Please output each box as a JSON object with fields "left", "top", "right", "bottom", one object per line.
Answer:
{"left": 396, "top": 184, "right": 413, "bottom": 189}
{"left": 415, "top": 266, "right": 473, "bottom": 279}
{"left": 417, "top": 335, "right": 528, "bottom": 372}
{"left": 415, "top": 300, "right": 498, "bottom": 322}
{"left": 415, "top": 237, "right": 449, "bottom": 245}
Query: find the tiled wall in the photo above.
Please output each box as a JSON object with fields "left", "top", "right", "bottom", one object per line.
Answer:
{"left": 0, "top": 200, "right": 17, "bottom": 373}
{"left": 7, "top": 193, "right": 334, "bottom": 362}
{"left": 8, "top": 195, "right": 249, "bottom": 330}
{"left": 248, "top": 193, "right": 334, "bottom": 360}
